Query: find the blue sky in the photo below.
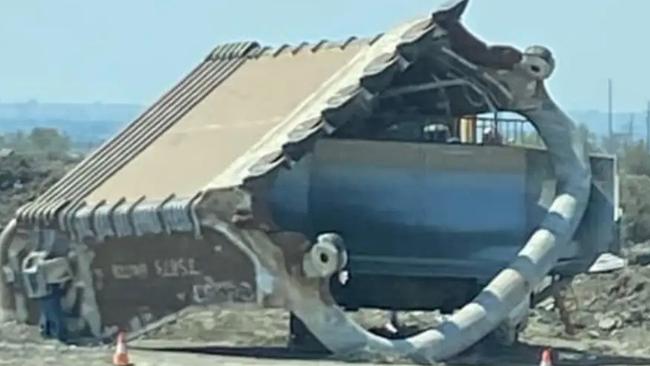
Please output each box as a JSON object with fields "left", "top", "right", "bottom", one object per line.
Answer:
{"left": 0, "top": 0, "right": 647, "bottom": 111}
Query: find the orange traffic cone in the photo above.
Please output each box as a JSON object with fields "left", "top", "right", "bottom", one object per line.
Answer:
{"left": 113, "top": 331, "right": 132, "bottom": 366}
{"left": 539, "top": 348, "right": 553, "bottom": 366}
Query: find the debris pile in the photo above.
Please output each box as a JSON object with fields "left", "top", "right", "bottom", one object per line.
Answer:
{"left": 528, "top": 254, "right": 650, "bottom": 354}
{"left": 574, "top": 267, "right": 650, "bottom": 332}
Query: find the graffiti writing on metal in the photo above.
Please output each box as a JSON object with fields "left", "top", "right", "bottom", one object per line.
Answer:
{"left": 192, "top": 278, "right": 256, "bottom": 304}
{"left": 110, "top": 257, "right": 201, "bottom": 280}
{"left": 154, "top": 258, "right": 200, "bottom": 278}
{"left": 111, "top": 263, "right": 148, "bottom": 280}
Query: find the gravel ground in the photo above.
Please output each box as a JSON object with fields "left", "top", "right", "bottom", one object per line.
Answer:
{"left": 524, "top": 260, "right": 650, "bottom": 358}
{"left": 0, "top": 286, "right": 650, "bottom": 366}
{"left": 3, "top": 265, "right": 650, "bottom": 366}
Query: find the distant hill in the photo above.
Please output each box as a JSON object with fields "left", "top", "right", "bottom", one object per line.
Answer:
{"left": 0, "top": 101, "right": 143, "bottom": 145}
{"left": 0, "top": 101, "right": 648, "bottom": 146}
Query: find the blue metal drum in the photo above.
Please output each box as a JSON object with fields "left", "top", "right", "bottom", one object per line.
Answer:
{"left": 268, "top": 138, "right": 617, "bottom": 310}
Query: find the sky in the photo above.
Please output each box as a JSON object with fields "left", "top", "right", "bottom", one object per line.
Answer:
{"left": 0, "top": 0, "right": 647, "bottom": 111}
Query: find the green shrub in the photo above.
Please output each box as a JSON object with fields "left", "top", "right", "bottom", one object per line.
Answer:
{"left": 620, "top": 174, "right": 650, "bottom": 243}
{"left": 620, "top": 142, "right": 650, "bottom": 176}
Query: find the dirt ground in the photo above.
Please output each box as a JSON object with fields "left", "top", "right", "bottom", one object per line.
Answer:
{"left": 3, "top": 260, "right": 650, "bottom": 366}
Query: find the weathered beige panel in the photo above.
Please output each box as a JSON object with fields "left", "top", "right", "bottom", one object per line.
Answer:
{"left": 86, "top": 46, "right": 365, "bottom": 203}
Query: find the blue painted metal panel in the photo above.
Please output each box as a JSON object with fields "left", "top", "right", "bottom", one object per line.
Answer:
{"left": 268, "top": 139, "right": 616, "bottom": 282}
{"left": 267, "top": 155, "right": 312, "bottom": 234}
{"left": 310, "top": 166, "right": 526, "bottom": 259}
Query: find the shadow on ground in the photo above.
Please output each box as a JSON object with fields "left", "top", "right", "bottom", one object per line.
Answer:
{"left": 131, "top": 341, "right": 650, "bottom": 365}
{"left": 454, "top": 342, "right": 650, "bottom": 366}
{"left": 131, "top": 344, "right": 329, "bottom": 360}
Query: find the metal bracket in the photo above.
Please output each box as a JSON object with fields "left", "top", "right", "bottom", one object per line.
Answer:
{"left": 21, "top": 251, "right": 72, "bottom": 299}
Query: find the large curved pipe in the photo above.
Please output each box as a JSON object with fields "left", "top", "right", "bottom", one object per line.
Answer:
{"left": 403, "top": 86, "right": 592, "bottom": 361}
{"left": 212, "top": 80, "right": 591, "bottom": 363}
{"left": 282, "top": 87, "right": 591, "bottom": 363}
{"left": 0, "top": 218, "right": 17, "bottom": 321}
{"left": 216, "top": 50, "right": 592, "bottom": 362}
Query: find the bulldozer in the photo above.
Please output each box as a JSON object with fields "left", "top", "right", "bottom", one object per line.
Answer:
{"left": 0, "top": 0, "right": 620, "bottom": 363}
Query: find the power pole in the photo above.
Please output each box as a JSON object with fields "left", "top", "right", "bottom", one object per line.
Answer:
{"left": 646, "top": 101, "right": 650, "bottom": 151}
{"left": 629, "top": 113, "right": 635, "bottom": 147}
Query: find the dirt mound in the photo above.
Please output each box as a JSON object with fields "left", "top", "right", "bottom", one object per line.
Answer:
{"left": 573, "top": 266, "right": 650, "bottom": 331}
{"left": 0, "top": 152, "right": 76, "bottom": 228}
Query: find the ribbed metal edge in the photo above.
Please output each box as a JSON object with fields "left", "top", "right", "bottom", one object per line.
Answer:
{"left": 204, "top": 17, "right": 437, "bottom": 190}
{"left": 253, "top": 36, "right": 383, "bottom": 58}
{"left": 208, "top": 42, "right": 260, "bottom": 61}
{"left": 16, "top": 42, "right": 261, "bottom": 228}
{"left": 221, "top": 14, "right": 514, "bottom": 192}
{"left": 67, "top": 194, "right": 203, "bottom": 243}
{"left": 14, "top": 35, "right": 385, "bottom": 230}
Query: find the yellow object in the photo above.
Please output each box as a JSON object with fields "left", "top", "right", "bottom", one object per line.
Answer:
{"left": 459, "top": 115, "right": 477, "bottom": 143}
